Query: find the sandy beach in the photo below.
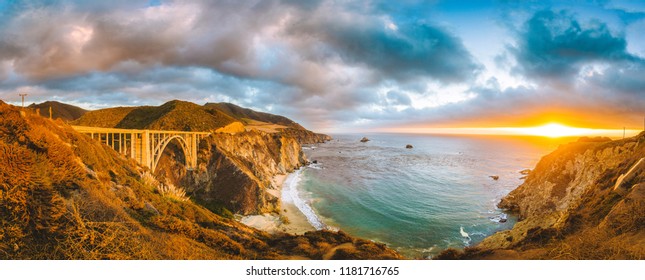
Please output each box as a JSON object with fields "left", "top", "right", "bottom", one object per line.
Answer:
{"left": 240, "top": 173, "right": 315, "bottom": 235}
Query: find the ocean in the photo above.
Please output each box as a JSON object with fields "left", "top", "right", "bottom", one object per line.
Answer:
{"left": 282, "top": 133, "right": 572, "bottom": 259}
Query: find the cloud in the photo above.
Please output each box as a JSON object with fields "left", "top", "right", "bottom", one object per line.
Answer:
{"left": 284, "top": 7, "right": 481, "bottom": 84}
{"left": 386, "top": 90, "right": 412, "bottom": 106}
{"left": 0, "top": 0, "right": 483, "bottom": 130}
{"left": 0, "top": 1, "right": 643, "bottom": 132}
{"left": 512, "top": 9, "right": 635, "bottom": 79}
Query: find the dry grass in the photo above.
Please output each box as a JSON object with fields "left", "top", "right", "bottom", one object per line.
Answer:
{"left": 0, "top": 102, "right": 399, "bottom": 260}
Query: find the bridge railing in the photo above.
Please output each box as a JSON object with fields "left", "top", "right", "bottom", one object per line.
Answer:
{"left": 71, "top": 126, "right": 211, "bottom": 172}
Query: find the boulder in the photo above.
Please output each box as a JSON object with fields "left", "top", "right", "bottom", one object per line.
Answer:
{"left": 360, "top": 137, "right": 370, "bottom": 142}
{"left": 489, "top": 175, "right": 499, "bottom": 180}
{"left": 405, "top": 144, "right": 413, "bottom": 149}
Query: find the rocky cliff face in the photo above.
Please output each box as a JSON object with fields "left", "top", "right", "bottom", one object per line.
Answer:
{"left": 0, "top": 101, "right": 401, "bottom": 260}
{"left": 154, "top": 130, "right": 307, "bottom": 215}
{"left": 443, "top": 134, "right": 645, "bottom": 259}
{"left": 73, "top": 100, "right": 330, "bottom": 214}
{"left": 280, "top": 127, "right": 332, "bottom": 144}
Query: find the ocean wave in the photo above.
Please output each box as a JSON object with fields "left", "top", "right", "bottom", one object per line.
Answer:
{"left": 460, "top": 226, "right": 471, "bottom": 246}
{"left": 308, "top": 163, "right": 323, "bottom": 170}
{"left": 282, "top": 169, "right": 327, "bottom": 230}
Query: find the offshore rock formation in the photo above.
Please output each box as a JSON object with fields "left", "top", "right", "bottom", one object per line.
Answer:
{"left": 438, "top": 133, "right": 645, "bottom": 259}
{"left": 0, "top": 101, "right": 401, "bottom": 260}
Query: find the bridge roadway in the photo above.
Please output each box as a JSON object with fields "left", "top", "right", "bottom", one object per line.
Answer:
{"left": 72, "top": 126, "right": 210, "bottom": 172}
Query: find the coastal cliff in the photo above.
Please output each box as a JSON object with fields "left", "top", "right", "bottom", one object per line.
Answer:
{"left": 74, "top": 100, "right": 330, "bottom": 215}
{"left": 439, "top": 134, "right": 645, "bottom": 259}
{"left": 155, "top": 130, "right": 308, "bottom": 215}
{"left": 0, "top": 101, "right": 400, "bottom": 260}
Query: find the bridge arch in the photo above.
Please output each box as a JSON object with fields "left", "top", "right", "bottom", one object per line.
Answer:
{"left": 151, "top": 134, "right": 192, "bottom": 173}
{"left": 71, "top": 126, "right": 210, "bottom": 172}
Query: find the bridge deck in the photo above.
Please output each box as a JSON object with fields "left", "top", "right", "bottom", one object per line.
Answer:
{"left": 71, "top": 125, "right": 211, "bottom": 135}
{"left": 71, "top": 126, "right": 211, "bottom": 172}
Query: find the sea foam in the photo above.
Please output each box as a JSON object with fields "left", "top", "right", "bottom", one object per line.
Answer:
{"left": 282, "top": 168, "right": 326, "bottom": 230}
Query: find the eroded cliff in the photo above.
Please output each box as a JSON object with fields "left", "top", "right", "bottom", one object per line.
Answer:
{"left": 154, "top": 130, "right": 308, "bottom": 215}
{"left": 439, "top": 134, "right": 645, "bottom": 259}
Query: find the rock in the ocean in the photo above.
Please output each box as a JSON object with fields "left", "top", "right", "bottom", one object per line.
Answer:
{"left": 405, "top": 144, "right": 413, "bottom": 149}
{"left": 312, "top": 160, "right": 318, "bottom": 164}
{"left": 360, "top": 137, "right": 370, "bottom": 142}
{"left": 489, "top": 175, "right": 499, "bottom": 180}
{"left": 519, "top": 169, "right": 531, "bottom": 175}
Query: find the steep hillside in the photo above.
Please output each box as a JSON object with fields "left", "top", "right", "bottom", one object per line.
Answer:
{"left": 73, "top": 100, "right": 236, "bottom": 131}
{"left": 206, "top": 102, "right": 299, "bottom": 127}
{"left": 0, "top": 101, "right": 401, "bottom": 260}
{"left": 438, "top": 134, "right": 645, "bottom": 259}
{"left": 74, "top": 100, "right": 330, "bottom": 144}
{"left": 205, "top": 103, "right": 331, "bottom": 144}
{"left": 74, "top": 100, "right": 329, "bottom": 215}
{"left": 27, "top": 101, "right": 87, "bottom": 121}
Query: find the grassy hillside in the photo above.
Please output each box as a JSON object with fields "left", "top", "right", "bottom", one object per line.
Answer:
{"left": 205, "top": 102, "right": 300, "bottom": 127}
{"left": 0, "top": 101, "right": 400, "bottom": 260}
{"left": 74, "top": 100, "right": 330, "bottom": 144}
{"left": 73, "top": 100, "right": 236, "bottom": 131}
{"left": 27, "top": 101, "right": 87, "bottom": 121}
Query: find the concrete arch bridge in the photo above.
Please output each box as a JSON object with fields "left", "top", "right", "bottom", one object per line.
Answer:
{"left": 72, "top": 126, "right": 210, "bottom": 172}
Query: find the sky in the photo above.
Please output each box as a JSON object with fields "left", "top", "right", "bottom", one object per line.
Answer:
{"left": 0, "top": 0, "right": 644, "bottom": 133}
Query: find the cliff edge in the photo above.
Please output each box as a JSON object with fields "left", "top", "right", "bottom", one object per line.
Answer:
{"left": 438, "top": 133, "right": 645, "bottom": 259}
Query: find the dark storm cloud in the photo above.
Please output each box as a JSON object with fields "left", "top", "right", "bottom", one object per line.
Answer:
{"left": 285, "top": 11, "right": 481, "bottom": 83}
{"left": 512, "top": 9, "right": 635, "bottom": 79}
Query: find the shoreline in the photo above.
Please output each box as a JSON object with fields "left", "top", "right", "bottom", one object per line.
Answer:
{"left": 240, "top": 171, "right": 316, "bottom": 235}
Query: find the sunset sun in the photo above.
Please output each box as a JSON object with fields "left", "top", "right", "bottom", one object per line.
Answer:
{"left": 521, "top": 123, "right": 589, "bottom": 138}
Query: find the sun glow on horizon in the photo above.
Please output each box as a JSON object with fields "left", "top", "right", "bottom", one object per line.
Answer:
{"left": 378, "top": 122, "right": 641, "bottom": 138}
{"left": 503, "top": 123, "right": 595, "bottom": 138}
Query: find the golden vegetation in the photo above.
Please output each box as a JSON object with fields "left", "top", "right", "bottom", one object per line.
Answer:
{"left": 0, "top": 102, "right": 400, "bottom": 260}
{"left": 437, "top": 132, "right": 645, "bottom": 260}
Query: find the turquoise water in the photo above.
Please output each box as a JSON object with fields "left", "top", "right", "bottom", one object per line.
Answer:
{"left": 288, "top": 133, "right": 570, "bottom": 259}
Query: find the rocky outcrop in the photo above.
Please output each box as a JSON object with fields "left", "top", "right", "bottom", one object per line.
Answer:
{"left": 155, "top": 130, "right": 307, "bottom": 215}
{"left": 458, "top": 132, "right": 645, "bottom": 259}
{"left": 279, "top": 127, "right": 331, "bottom": 144}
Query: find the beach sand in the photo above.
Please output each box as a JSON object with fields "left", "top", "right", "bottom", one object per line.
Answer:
{"left": 240, "top": 173, "right": 315, "bottom": 235}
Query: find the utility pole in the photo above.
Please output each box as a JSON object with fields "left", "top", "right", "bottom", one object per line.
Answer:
{"left": 19, "top": 93, "right": 27, "bottom": 108}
